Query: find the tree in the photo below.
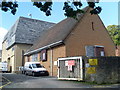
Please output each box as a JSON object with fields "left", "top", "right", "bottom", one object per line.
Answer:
{"left": 0, "top": 0, "right": 102, "bottom": 18}
{"left": 107, "top": 25, "right": 120, "bottom": 46}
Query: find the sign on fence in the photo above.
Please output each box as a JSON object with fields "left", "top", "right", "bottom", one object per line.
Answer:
{"left": 65, "top": 60, "right": 75, "bottom": 71}
{"left": 87, "top": 67, "right": 96, "bottom": 74}
{"left": 89, "top": 59, "right": 98, "bottom": 65}
{"left": 68, "top": 60, "right": 75, "bottom": 66}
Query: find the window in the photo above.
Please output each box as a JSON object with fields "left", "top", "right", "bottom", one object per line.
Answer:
{"left": 85, "top": 45, "right": 105, "bottom": 57}
{"left": 12, "top": 47, "right": 14, "bottom": 51}
{"left": 95, "top": 46, "right": 105, "bottom": 56}
{"left": 100, "top": 51, "right": 105, "bottom": 56}
{"left": 91, "top": 22, "right": 94, "bottom": 31}
{"left": 40, "top": 49, "right": 47, "bottom": 61}
{"left": 29, "top": 65, "right": 32, "bottom": 69}
{"left": 32, "top": 54, "right": 38, "bottom": 62}
{"left": 32, "top": 64, "right": 42, "bottom": 68}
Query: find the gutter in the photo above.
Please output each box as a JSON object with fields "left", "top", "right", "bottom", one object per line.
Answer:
{"left": 24, "top": 40, "right": 63, "bottom": 56}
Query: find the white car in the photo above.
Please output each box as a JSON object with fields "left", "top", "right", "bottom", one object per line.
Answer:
{"left": 23, "top": 62, "right": 49, "bottom": 76}
{"left": 0, "top": 62, "right": 8, "bottom": 73}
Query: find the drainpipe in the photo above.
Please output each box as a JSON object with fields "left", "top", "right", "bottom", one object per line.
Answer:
{"left": 50, "top": 48, "right": 53, "bottom": 76}
{"left": 14, "top": 45, "right": 16, "bottom": 73}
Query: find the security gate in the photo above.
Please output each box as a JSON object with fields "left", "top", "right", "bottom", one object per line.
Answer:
{"left": 58, "top": 56, "right": 83, "bottom": 81}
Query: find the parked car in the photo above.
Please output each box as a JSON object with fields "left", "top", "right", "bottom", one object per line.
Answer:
{"left": 0, "top": 62, "right": 8, "bottom": 73}
{"left": 23, "top": 62, "right": 49, "bottom": 76}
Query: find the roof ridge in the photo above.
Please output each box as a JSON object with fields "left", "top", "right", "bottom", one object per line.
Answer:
{"left": 24, "top": 6, "right": 90, "bottom": 55}
{"left": 3, "top": 16, "right": 55, "bottom": 49}
{"left": 3, "top": 18, "right": 20, "bottom": 42}
{"left": 63, "top": 6, "right": 90, "bottom": 41}
{"left": 19, "top": 16, "right": 55, "bottom": 24}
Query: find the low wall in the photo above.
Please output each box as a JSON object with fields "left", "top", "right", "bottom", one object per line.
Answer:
{"left": 84, "top": 56, "right": 120, "bottom": 84}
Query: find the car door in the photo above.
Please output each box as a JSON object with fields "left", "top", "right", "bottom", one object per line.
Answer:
{"left": 28, "top": 64, "right": 33, "bottom": 75}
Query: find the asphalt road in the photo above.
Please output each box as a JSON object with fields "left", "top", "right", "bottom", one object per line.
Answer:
{"left": 1, "top": 73, "right": 120, "bottom": 88}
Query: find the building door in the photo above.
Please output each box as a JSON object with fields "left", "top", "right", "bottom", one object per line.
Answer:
{"left": 94, "top": 46, "right": 105, "bottom": 56}
{"left": 7, "top": 58, "right": 12, "bottom": 73}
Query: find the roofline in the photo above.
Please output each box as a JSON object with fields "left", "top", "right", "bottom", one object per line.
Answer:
{"left": 20, "top": 16, "right": 56, "bottom": 24}
{"left": 3, "top": 18, "right": 20, "bottom": 43}
{"left": 24, "top": 40, "right": 64, "bottom": 56}
{"left": 6, "top": 42, "right": 33, "bottom": 50}
{"left": 94, "top": 45, "right": 104, "bottom": 48}
{"left": 96, "top": 14, "right": 116, "bottom": 48}
{"left": 63, "top": 7, "right": 90, "bottom": 42}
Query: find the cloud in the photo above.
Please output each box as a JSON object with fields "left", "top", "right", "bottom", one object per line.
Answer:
{"left": 0, "top": 27, "right": 8, "bottom": 50}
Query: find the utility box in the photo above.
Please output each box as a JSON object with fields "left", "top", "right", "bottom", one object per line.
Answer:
{"left": 57, "top": 56, "right": 84, "bottom": 81}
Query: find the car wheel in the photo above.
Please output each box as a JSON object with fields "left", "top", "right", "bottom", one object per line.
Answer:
{"left": 25, "top": 71, "right": 28, "bottom": 75}
{"left": 32, "top": 72, "right": 36, "bottom": 76}
{"left": 45, "top": 72, "right": 49, "bottom": 76}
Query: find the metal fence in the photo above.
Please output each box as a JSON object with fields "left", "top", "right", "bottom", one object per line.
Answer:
{"left": 58, "top": 56, "right": 83, "bottom": 81}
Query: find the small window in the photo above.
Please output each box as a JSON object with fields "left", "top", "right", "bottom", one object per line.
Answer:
{"left": 85, "top": 45, "right": 105, "bottom": 57}
{"left": 32, "top": 54, "right": 38, "bottom": 62}
{"left": 40, "top": 49, "right": 47, "bottom": 61}
{"left": 12, "top": 47, "right": 14, "bottom": 51}
{"left": 29, "top": 65, "right": 32, "bottom": 69}
{"left": 100, "top": 51, "right": 105, "bottom": 56}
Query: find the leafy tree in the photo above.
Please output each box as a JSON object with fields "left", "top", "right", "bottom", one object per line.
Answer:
{"left": 107, "top": 25, "right": 120, "bottom": 46}
{"left": 0, "top": 0, "right": 102, "bottom": 18}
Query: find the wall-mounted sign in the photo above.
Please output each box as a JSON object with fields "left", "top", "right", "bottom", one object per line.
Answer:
{"left": 65, "top": 61, "right": 68, "bottom": 66}
{"left": 40, "top": 49, "right": 47, "bottom": 61}
{"left": 54, "top": 61, "right": 57, "bottom": 66}
{"left": 65, "top": 60, "right": 75, "bottom": 71}
{"left": 85, "top": 63, "right": 90, "bottom": 68}
{"left": 89, "top": 59, "right": 98, "bottom": 65}
{"left": 68, "top": 65, "right": 72, "bottom": 71}
{"left": 87, "top": 67, "right": 96, "bottom": 74}
{"left": 68, "top": 60, "right": 75, "bottom": 66}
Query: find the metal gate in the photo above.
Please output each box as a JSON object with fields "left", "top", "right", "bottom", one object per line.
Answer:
{"left": 57, "top": 56, "right": 83, "bottom": 81}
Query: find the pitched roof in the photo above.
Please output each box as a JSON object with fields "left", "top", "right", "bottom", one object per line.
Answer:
{"left": 25, "top": 7, "right": 89, "bottom": 55}
{"left": 3, "top": 17, "right": 55, "bottom": 49}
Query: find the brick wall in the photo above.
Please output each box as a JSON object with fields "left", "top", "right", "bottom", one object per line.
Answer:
{"left": 116, "top": 46, "right": 120, "bottom": 56}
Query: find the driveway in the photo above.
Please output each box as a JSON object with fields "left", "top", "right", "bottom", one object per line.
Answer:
{"left": 1, "top": 73, "right": 120, "bottom": 88}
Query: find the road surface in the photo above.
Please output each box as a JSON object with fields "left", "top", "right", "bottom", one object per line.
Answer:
{"left": 1, "top": 73, "right": 120, "bottom": 88}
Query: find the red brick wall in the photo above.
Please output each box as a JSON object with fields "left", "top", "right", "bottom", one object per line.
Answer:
{"left": 116, "top": 46, "right": 120, "bottom": 56}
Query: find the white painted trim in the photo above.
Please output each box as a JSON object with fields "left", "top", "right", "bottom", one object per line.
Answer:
{"left": 80, "top": 57, "right": 83, "bottom": 80}
{"left": 50, "top": 49, "right": 53, "bottom": 76}
{"left": 58, "top": 56, "right": 82, "bottom": 61}
{"left": 24, "top": 40, "right": 63, "bottom": 55}
{"left": 57, "top": 56, "right": 83, "bottom": 81}
{"left": 58, "top": 78, "right": 82, "bottom": 81}
{"left": 94, "top": 45, "right": 104, "bottom": 48}
{"left": 57, "top": 60, "right": 60, "bottom": 78}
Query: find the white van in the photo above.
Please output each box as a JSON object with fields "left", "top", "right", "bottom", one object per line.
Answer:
{"left": 23, "top": 62, "right": 49, "bottom": 76}
{"left": 0, "top": 62, "right": 8, "bottom": 73}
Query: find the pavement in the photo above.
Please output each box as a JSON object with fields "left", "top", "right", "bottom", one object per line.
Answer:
{"left": 1, "top": 73, "right": 120, "bottom": 89}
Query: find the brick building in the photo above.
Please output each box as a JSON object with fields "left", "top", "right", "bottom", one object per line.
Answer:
{"left": 2, "top": 17, "right": 55, "bottom": 72}
{"left": 24, "top": 7, "right": 115, "bottom": 76}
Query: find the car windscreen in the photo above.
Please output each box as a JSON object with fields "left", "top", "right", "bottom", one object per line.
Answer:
{"left": 32, "top": 64, "right": 42, "bottom": 68}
